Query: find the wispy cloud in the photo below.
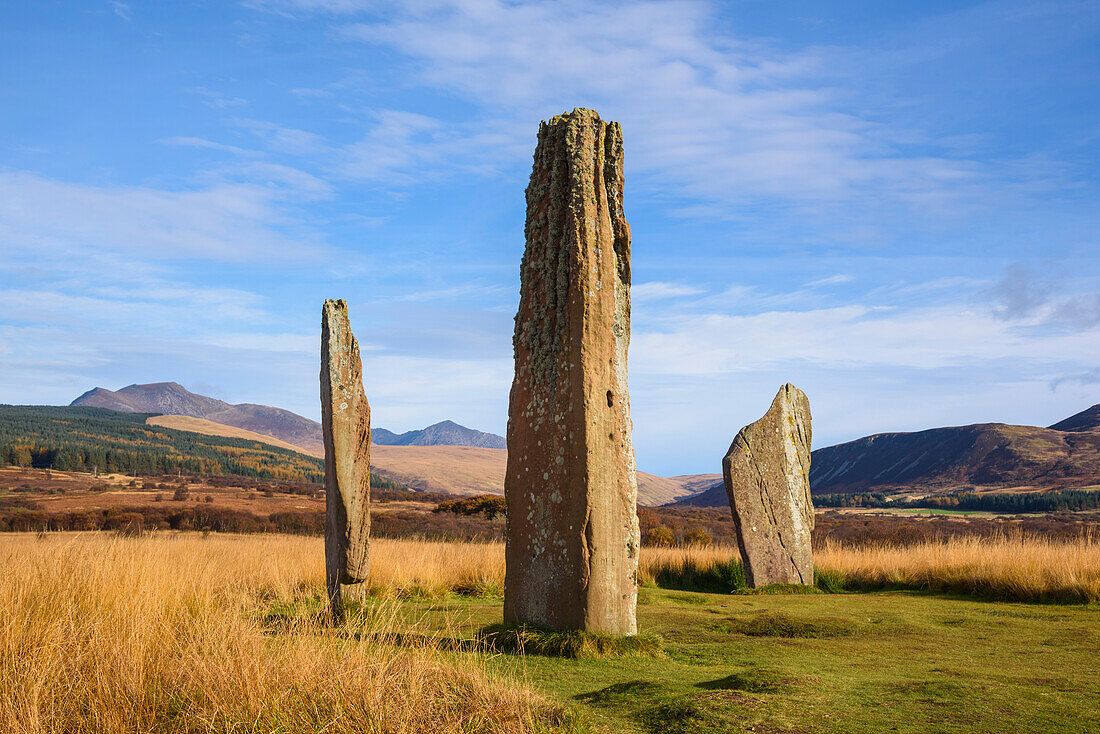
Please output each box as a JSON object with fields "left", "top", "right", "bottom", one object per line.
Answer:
{"left": 988, "top": 263, "right": 1100, "bottom": 331}
{"left": 632, "top": 281, "right": 707, "bottom": 301}
{"left": 109, "top": 1, "right": 131, "bottom": 21}
{"left": 633, "top": 303, "right": 1100, "bottom": 376}
{"left": 159, "top": 136, "right": 260, "bottom": 157}
{"left": 0, "top": 170, "right": 323, "bottom": 261}
{"left": 322, "top": 0, "right": 1011, "bottom": 220}
{"left": 803, "top": 274, "right": 854, "bottom": 288}
{"left": 384, "top": 280, "right": 510, "bottom": 303}
{"left": 1050, "top": 367, "right": 1100, "bottom": 392}
{"left": 187, "top": 87, "right": 249, "bottom": 109}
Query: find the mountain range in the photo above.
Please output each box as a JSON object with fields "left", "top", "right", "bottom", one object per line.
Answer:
{"left": 71, "top": 383, "right": 505, "bottom": 451}
{"left": 69, "top": 382, "right": 1099, "bottom": 507}
{"left": 676, "top": 404, "right": 1100, "bottom": 506}
{"left": 69, "top": 382, "right": 717, "bottom": 504}
{"left": 372, "top": 421, "right": 505, "bottom": 449}
{"left": 72, "top": 383, "right": 327, "bottom": 452}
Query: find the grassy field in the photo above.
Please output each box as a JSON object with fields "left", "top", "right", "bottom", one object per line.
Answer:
{"left": 2, "top": 533, "right": 1098, "bottom": 733}
{"left": 413, "top": 588, "right": 1100, "bottom": 734}
{"left": 0, "top": 533, "right": 569, "bottom": 733}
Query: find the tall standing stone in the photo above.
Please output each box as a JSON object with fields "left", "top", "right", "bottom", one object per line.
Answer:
{"left": 722, "top": 384, "right": 814, "bottom": 587}
{"left": 504, "top": 108, "right": 639, "bottom": 635}
{"left": 321, "top": 299, "right": 371, "bottom": 617}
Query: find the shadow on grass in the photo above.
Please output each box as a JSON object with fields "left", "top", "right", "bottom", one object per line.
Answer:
{"left": 651, "top": 557, "right": 832, "bottom": 597}
{"left": 817, "top": 569, "right": 1099, "bottom": 604}
{"left": 698, "top": 666, "right": 803, "bottom": 693}
{"left": 721, "top": 611, "right": 862, "bottom": 638}
{"left": 652, "top": 558, "right": 747, "bottom": 593}
{"left": 575, "top": 678, "right": 773, "bottom": 734}
{"left": 478, "top": 623, "right": 664, "bottom": 659}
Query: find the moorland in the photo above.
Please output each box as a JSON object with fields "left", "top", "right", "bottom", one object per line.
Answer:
{"left": 2, "top": 532, "right": 1097, "bottom": 733}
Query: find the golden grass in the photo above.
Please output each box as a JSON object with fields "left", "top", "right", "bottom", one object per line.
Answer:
{"left": 816, "top": 534, "right": 1100, "bottom": 602}
{"left": 0, "top": 533, "right": 567, "bottom": 734}
{"left": 370, "top": 537, "right": 506, "bottom": 598}
{"left": 370, "top": 535, "right": 1100, "bottom": 603}
{"left": 148, "top": 415, "right": 316, "bottom": 456}
{"left": 314, "top": 535, "right": 1100, "bottom": 603}
{"left": 4, "top": 532, "right": 1096, "bottom": 732}
{"left": 369, "top": 539, "right": 733, "bottom": 596}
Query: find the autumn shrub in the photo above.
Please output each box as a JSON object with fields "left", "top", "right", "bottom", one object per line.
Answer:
{"left": 643, "top": 525, "right": 676, "bottom": 547}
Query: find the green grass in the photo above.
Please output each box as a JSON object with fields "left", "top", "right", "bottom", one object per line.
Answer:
{"left": 887, "top": 508, "right": 994, "bottom": 516}
{"left": 478, "top": 624, "right": 664, "bottom": 659}
{"left": 348, "top": 587, "right": 1100, "bottom": 733}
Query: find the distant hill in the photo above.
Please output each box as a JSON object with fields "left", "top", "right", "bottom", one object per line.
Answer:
{"left": 134, "top": 414, "right": 710, "bottom": 504}
{"left": 1049, "top": 404, "right": 1100, "bottom": 433}
{"left": 675, "top": 404, "right": 1100, "bottom": 507}
{"left": 372, "top": 420, "right": 506, "bottom": 449}
{"left": 72, "top": 382, "right": 325, "bottom": 453}
{"left": 71, "top": 383, "right": 507, "bottom": 451}
{"left": 0, "top": 405, "right": 323, "bottom": 482}
{"left": 148, "top": 415, "right": 316, "bottom": 456}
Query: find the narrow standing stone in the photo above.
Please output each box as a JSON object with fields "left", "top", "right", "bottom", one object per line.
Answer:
{"left": 321, "top": 299, "right": 371, "bottom": 618}
{"left": 504, "top": 108, "right": 639, "bottom": 635}
{"left": 722, "top": 384, "right": 814, "bottom": 587}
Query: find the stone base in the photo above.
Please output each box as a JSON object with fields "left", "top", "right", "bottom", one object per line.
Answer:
{"left": 329, "top": 581, "right": 367, "bottom": 621}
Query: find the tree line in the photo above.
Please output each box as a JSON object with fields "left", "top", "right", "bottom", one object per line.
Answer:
{"left": 814, "top": 488, "right": 1100, "bottom": 513}
{"left": 0, "top": 405, "right": 324, "bottom": 482}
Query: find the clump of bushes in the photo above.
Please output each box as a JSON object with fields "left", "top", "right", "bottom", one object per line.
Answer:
{"left": 434, "top": 495, "right": 507, "bottom": 520}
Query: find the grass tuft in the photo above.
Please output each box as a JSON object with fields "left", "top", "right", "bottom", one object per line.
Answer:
{"left": 576, "top": 679, "right": 760, "bottom": 734}
{"left": 723, "top": 611, "right": 861, "bottom": 638}
{"left": 651, "top": 556, "right": 747, "bottom": 593}
{"left": 814, "top": 567, "right": 848, "bottom": 593}
{"left": 698, "top": 667, "right": 801, "bottom": 693}
{"left": 733, "top": 582, "right": 824, "bottom": 596}
{"left": 479, "top": 624, "right": 664, "bottom": 659}
{"left": 573, "top": 680, "right": 667, "bottom": 704}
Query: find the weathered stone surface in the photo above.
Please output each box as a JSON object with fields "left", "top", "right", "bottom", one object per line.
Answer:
{"left": 504, "top": 108, "right": 639, "bottom": 635}
{"left": 722, "top": 384, "right": 814, "bottom": 587}
{"left": 320, "top": 299, "right": 371, "bottom": 616}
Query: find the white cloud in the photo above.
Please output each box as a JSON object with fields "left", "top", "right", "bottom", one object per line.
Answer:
{"left": 0, "top": 170, "right": 322, "bottom": 262}
{"left": 232, "top": 119, "right": 327, "bottom": 155}
{"left": 361, "top": 353, "right": 512, "bottom": 433}
{"left": 385, "top": 281, "right": 511, "bottom": 303}
{"left": 632, "top": 282, "right": 707, "bottom": 301}
{"left": 988, "top": 263, "right": 1100, "bottom": 330}
{"left": 631, "top": 302, "right": 1100, "bottom": 377}
{"left": 159, "top": 136, "right": 260, "bottom": 157}
{"left": 803, "top": 274, "right": 854, "bottom": 288}
{"left": 327, "top": 0, "right": 998, "bottom": 217}
{"left": 187, "top": 87, "right": 249, "bottom": 109}
{"left": 110, "top": 1, "right": 131, "bottom": 21}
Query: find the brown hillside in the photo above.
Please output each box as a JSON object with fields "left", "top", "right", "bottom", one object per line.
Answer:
{"left": 75, "top": 382, "right": 325, "bottom": 453}
{"left": 679, "top": 406, "right": 1100, "bottom": 507}
{"left": 148, "top": 416, "right": 318, "bottom": 456}
{"left": 146, "top": 416, "right": 709, "bottom": 505}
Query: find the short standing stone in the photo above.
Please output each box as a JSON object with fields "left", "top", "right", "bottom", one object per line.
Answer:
{"left": 504, "top": 108, "right": 639, "bottom": 635}
{"left": 320, "top": 299, "right": 371, "bottom": 617}
{"left": 722, "top": 384, "right": 814, "bottom": 587}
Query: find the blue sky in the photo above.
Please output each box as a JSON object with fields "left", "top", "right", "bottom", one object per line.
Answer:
{"left": 1, "top": 0, "right": 1098, "bottom": 476}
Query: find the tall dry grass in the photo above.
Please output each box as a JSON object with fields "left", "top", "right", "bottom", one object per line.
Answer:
{"left": 371, "top": 539, "right": 733, "bottom": 596}
{"left": 370, "top": 537, "right": 505, "bottom": 598}
{"left": 374, "top": 536, "right": 1100, "bottom": 603}
{"left": 3, "top": 533, "right": 1095, "bottom": 732}
{"left": 816, "top": 534, "right": 1100, "bottom": 602}
{"left": 0, "top": 533, "right": 568, "bottom": 734}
